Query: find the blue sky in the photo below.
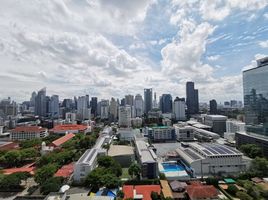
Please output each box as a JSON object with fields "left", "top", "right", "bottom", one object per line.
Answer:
{"left": 0, "top": 0, "right": 267, "bottom": 103}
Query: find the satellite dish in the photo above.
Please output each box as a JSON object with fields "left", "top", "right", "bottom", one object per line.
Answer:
{"left": 60, "top": 185, "right": 70, "bottom": 193}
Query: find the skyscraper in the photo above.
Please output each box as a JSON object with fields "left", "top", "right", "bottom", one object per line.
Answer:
{"left": 144, "top": 88, "right": 152, "bottom": 114}
{"left": 35, "top": 88, "right": 47, "bottom": 117}
{"left": 118, "top": 105, "right": 131, "bottom": 127}
{"left": 134, "top": 94, "right": 143, "bottom": 117}
{"left": 209, "top": 99, "right": 217, "bottom": 115}
{"left": 173, "top": 97, "right": 186, "bottom": 121}
{"left": 49, "top": 95, "right": 60, "bottom": 118}
{"left": 110, "top": 97, "right": 118, "bottom": 122}
{"left": 90, "top": 97, "right": 98, "bottom": 117}
{"left": 100, "top": 99, "right": 109, "bottom": 119}
{"left": 243, "top": 57, "right": 268, "bottom": 135}
{"left": 77, "top": 96, "right": 91, "bottom": 120}
{"left": 159, "top": 94, "right": 173, "bottom": 113}
{"left": 186, "top": 82, "right": 199, "bottom": 115}
{"left": 125, "top": 95, "right": 134, "bottom": 106}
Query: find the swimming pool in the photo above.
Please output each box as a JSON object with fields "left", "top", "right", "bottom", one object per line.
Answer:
{"left": 162, "top": 163, "right": 185, "bottom": 172}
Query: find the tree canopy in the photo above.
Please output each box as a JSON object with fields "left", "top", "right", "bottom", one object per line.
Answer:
{"left": 34, "top": 163, "right": 58, "bottom": 184}
{"left": 239, "top": 144, "right": 263, "bottom": 158}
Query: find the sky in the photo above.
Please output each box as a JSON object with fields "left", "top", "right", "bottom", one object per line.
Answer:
{"left": 0, "top": 0, "right": 268, "bottom": 103}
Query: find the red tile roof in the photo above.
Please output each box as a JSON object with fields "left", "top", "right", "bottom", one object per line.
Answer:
{"left": 0, "top": 142, "right": 19, "bottom": 151}
{"left": 11, "top": 126, "right": 46, "bottom": 133}
{"left": 51, "top": 124, "right": 88, "bottom": 132}
{"left": 52, "top": 133, "right": 75, "bottom": 147}
{"left": 187, "top": 184, "right": 218, "bottom": 200}
{"left": 54, "top": 163, "right": 74, "bottom": 178}
{"left": 2, "top": 163, "right": 36, "bottom": 175}
{"left": 123, "top": 185, "right": 161, "bottom": 200}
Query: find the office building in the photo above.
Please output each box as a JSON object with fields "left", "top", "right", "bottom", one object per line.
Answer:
{"left": 173, "top": 124, "right": 194, "bottom": 141}
{"left": 159, "top": 94, "right": 173, "bottom": 114}
{"left": 186, "top": 82, "right": 199, "bottom": 115}
{"left": 77, "top": 96, "right": 91, "bottom": 121}
{"left": 204, "top": 115, "right": 227, "bottom": 137}
{"left": 176, "top": 143, "right": 251, "bottom": 176}
{"left": 153, "top": 92, "right": 158, "bottom": 108}
{"left": 134, "top": 94, "right": 143, "bottom": 117}
{"left": 100, "top": 100, "right": 109, "bottom": 119}
{"left": 34, "top": 88, "right": 47, "bottom": 117}
{"left": 224, "top": 120, "right": 245, "bottom": 142}
{"left": 125, "top": 95, "right": 134, "bottom": 106}
{"left": 90, "top": 97, "right": 98, "bottom": 117}
{"left": 235, "top": 132, "right": 268, "bottom": 157}
{"left": 10, "top": 126, "right": 48, "bottom": 140}
{"left": 243, "top": 57, "right": 268, "bottom": 135}
{"left": 144, "top": 88, "right": 153, "bottom": 114}
{"left": 118, "top": 105, "right": 131, "bottom": 127}
{"left": 134, "top": 138, "right": 158, "bottom": 179}
{"left": 48, "top": 95, "right": 59, "bottom": 119}
{"left": 209, "top": 99, "right": 217, "bottom": 115}
{"left": 65, "top": 112, "right": 76, "bottom": 124}
{"left": 146, "top": 126, "right": 176, "bottom": 142}
{"left": 109, "top": 97, "right": 118, "bottom": 122}
{"left": 173, "top": 97, "right": 186, "bottom": 121}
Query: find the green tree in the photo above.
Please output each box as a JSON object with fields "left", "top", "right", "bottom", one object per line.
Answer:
{"left": 101, "top": 174, "right": 121, "bottom": 189}
{"left": 84, "top": 168, "right": 104, "bottom": 191}
{"left": 21, "top": 148, "right": 38, "bottom": 160}
{"left": 236, "top": 191, "right": 253, "bottom": 200}
{"left": 240, "top": 144, "right": 263, "bottom": 158}
{"left": 0, "top": 172, "right": 30, "bottom": 190}
{"left": 205, "top": 177, "right": 219, "bottom": 187}
{"left": 34, "top": 164, "right": 58, "bottom": 184}
{"left": 159, "top": 173, "right": 166, "bottom": 180}
{"left": 227, "top": 184, "right": 239, "bottom": 196}
{"left": 20, "top": 138, "right": 42, "bottom": 149}
{"left": 128, "top": 163, "right": 141, "bottom": 179}
{"left": 40, "top": 177, "right": 64, "bottom": 195}
{"left": 4, "top": 150, "right": 21, "bottom": 167}
{"left": 98, "top": 156, "right": 122, "bottom": 177}
{"left": 117, "top": 190, "right": 124, "bottom": 198}
{"left": 250, "top": 157, "right": 268, "bottom": 177}
{"left": 151, "top": 191, "right": 160, "bottom": 200}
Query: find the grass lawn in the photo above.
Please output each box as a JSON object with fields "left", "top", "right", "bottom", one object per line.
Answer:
{"left": 120, "top": 168, "right": 131, "bottom": 179}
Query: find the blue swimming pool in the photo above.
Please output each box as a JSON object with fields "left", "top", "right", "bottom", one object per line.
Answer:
{"left": 162, "top": 163, "right": 185, "bottom": 172}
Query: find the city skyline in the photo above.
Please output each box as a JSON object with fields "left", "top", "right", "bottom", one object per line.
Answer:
{"left": 0, "top": 1, "right": 268, "bottom": 102}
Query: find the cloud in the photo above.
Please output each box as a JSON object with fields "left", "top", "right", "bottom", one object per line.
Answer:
{"left": 207, "top": 55, "right": 221, "bottom": 61}
{"left": 259, "top": 40, "right": 268, "bottom": 48}
{"left": 161, "top": 21, "right": 215, "bottom": 82}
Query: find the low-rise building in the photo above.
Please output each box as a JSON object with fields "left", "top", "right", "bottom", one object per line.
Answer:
{"left": 73, "top": 135, "right": 111, "bottom": 183}
{"left": 10, "top": 126, "right": 48, "bottom": 140}
{"left": 51, "top": 133, "right": 75, "bottom": 148}
{"left": 108, "top": 145, "right": 134, "bottom": 167}
{"left": 134, "top": 138, "right": 158, "bottom": 179}
{"left": 173, "top": 124, "right": 194, "bottom": 141}
{"left": 176, "top": 142, "right": 251, "bottom": 177}
{"left": 204, "top": 115, "right": 227, "bottom": 137}
{"left": 50, "top": 124, "right": 90, "bottom": 135}
{"left": 186, "top": 181, "right": 219, "bottom": 200}
{"left": 123, "top": 185, "right": 161, "bottom": 200}
{"left": 146, "top": 126, "right": 176, "bottom": 142}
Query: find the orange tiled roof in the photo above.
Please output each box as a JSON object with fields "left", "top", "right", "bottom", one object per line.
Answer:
{"left": 51, "top": 124, "right": 88, "bottom": 132}
{"left": 52, "top": 133, "right": 75, "bottom": 147}
{"left": 187, "top": 185, "right": 218, "bottom": 200}
{"left": 123, "top": 185, "right": 161, "bottom": 200}
{"left": 3, "top": 167, "right": 35, "bottom": 175}
{"left": 11, "top": 126, "right": 46, "bottom": 133}
{"left": 54, "top": 163, "right": 74, "bottom": 178}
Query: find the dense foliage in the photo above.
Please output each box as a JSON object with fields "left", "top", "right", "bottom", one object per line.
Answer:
{"left": 239, "top": 144, "right": 263, "bottom": 158}
{"left": 40, "top": 176, "right": 64, "bottom": 195}
{"left": 0, "top": 172, "right": 31, "bottom": 191}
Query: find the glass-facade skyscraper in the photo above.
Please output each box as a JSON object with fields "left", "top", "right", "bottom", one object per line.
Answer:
{"left": 186, "top": 82, "right": 199, "bottom": 115}
{"left": 144, "top": 88, "right": 152, "bottom": 114}
{"left": 243, "top": 57, "right": 268, "bottom": 135}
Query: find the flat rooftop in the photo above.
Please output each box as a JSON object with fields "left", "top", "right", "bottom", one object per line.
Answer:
{"left": 108, "top": 145, "right": 134, "bottom": 157}
{"left": 135, "top": 140, "right": 157, "bottom": 163}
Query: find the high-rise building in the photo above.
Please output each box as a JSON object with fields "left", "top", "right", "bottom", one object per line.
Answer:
{"left": 120, "top": 98, "right": 126, "bottom": 106}
{"left": 49, "top": 95, "right": 59, "bottom": 118}
{"left": 159, "top": 94, "right": 172, "bottom": 113}
{"left": 35, "top": 88, "right": 47, "bottom": 117}
{"left": 144, "top": 88, "right": 152, "bottom": 114}
{"left": 118, "top": 105, "right": 131, "bottom": 127}
{"left": 209, "top": 99, "right": 217, "bottom": 115}
{"left": 77, "top": 96, "right": 91, "bottom": 120}
{"left": 100, "top": 100, "right": 109, "bottom": 119}
{"left": 125, "top": 95, "right": 134, "bottom": 106}
{"left": 30, "top": 91, "right": 37, "bottom": 107}
{"left": 90, "top": 97, "right": 98, "bottom": 117}
{"left": 173, "top": 97, "right": 186, "bottom": 121}
{"left": 243, "top": 57, "right": 268, "bottom": 135}
{"left": 186, "top": 82, "right": 199, "bottom": 115}
{"left": 110, "top": 97, "right": 118, "bottom": 122}
{"left": 134, "top": 94, "right": 143, "bottom": 117}
{"left": 153, "top": 92, "right": 158, "bottom": 108}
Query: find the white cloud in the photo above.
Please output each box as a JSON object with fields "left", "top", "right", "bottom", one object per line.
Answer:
{"left": 264, "top": 13, "right": 268, "bottom": 19}
{"left": 259, "top": 40, "right": 268, "bottom": 48}
{"left": 207, "top": 55, "right": 221, "bottom": 61}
